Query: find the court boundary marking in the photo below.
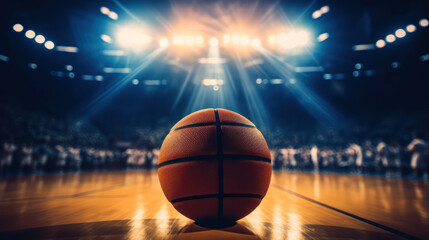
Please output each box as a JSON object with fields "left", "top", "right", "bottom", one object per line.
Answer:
{"left": 272, "top": 184, "right": 420, "bottom": 240}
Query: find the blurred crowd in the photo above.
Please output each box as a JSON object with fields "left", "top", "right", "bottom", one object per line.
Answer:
{"left": 0, "top": 107, "right": 428, "bottom": 179}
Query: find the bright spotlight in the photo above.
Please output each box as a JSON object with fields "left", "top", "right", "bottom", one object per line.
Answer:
{"left": 100, "top": 6, "right": 110, "bottom": 15}
{"left": 116, "top": 25, "right": 150, "bottom": 50}
{"left": 251, "top": 38, "right": 261, "bottom": 47}
{"left": 355, "top": 63, "right": 362, "bottom": 70}
{"left": 385, "top": 34, "right": 396, "bottom": 43}
{"left": 223, "top": 34, "right": 231, "bottom": 44}
{"left": 44, "top": 41, "right": 55, "bottom": 50}
{"left": 108, "top": 11, "right": 118, "bottom": 20}
{"left": 35, "top": 35, "right": 45, "bottom": 44}
{"left": 13, "top": 23, "right": 24, "bottom": 32}
{"left": 65, "top": 65, "right": 73, "bottom": 71}
{"left": 317, "top": 32, "right": 329, "bottom": 42}
{"left": 186, "top": 35, "right": 195, "bottom": 46}
{"left": 320, "top": 5, "right": 330, "bottom": 14}
{"left": 209, "top": 37, "right": 219, "bottom": 46}
{"left": 240, "top": 35, "right": 250, "bottom": 45}
{"left": 284, "top": 30, "right": 311, "bottom": 49}
{"left": 419, "top": 18, "right": 429, "bottom": 27}
{"left": 213, "top": 86, "right": 219, "bottom": 91}
{"left": 132, "top": 79, "right": 139, "bottom": 85}
{"left": 159, "top": 38, "right": 169, "bottom": 47}
{"left": 375, "top": 39, "right": 386, "bottom": 48}
{"left": 25, "top": 30, "right": 36, "bottom": 39}
{"left": 312, "top": 10, "right": 322, "bottom": 19}
{"left": 232, "top": 35, "right": 240, "bottom": 45}
{"left": 101, "top": 34, "right": 112, "bottom": 43}
{"left": 395, "top": 29, "right": 406, "bottom": 38}
{"left": 406, "top": 24, "right": 416, "bottom": 33}
{"left": 268, "top": 35, "right": 276, "bottom": 45}
{"left": 173, "top": 35, "right": 185, "bottom": 45}
{"left": 196, "top": 35, "right": 203, "bottom": 45}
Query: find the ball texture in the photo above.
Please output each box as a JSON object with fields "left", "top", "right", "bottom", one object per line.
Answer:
{"left": 158, "top": 108, "right": 271, "bottom": 222}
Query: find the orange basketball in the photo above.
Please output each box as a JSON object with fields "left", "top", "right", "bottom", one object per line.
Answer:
{"left": 158, "top": 108, "right": 272, "bottom": 222}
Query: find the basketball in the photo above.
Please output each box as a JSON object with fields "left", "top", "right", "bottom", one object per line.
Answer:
{"left": 158, "top": 108, "right": 272, "bottom": 222}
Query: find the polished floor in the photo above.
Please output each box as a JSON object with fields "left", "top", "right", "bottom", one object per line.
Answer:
{"left": 0, "top": 171, "right": 428, "bottom": 239}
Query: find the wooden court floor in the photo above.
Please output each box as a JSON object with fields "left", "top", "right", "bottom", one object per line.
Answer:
{"left": 0, "top": 171, "right": 428, "bottom": 239}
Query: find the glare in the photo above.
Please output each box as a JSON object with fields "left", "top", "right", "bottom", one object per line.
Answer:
{"left": 419, "top": 18, "right": 429, "bottom": 27}
{"left": 232, "top": 35, "right": 240, "bottom": 45}
{"left": 101, "top": 34, "right": 112, "bottom": 43}
{"left": 159, "top": 38, "right": 169, "bottom": 47}
{"left": 268, "top": 35, "right": 276, "bottom": 44}
{"left": 375, "top": 39, "right": 386, "bottom": 48}
{"left": 223, "top": 34, "right": 231, "bottom": 44}
{"left": 353, "top": 71, "right": 359, "bottom": 77}
{"left": 289, "top": 78, "right": 297, "bottom": 84}
{"left": 44, "top": 41, "right": 55, "bottom": 50}
{"left": 391, "top": 62, "right": 399, "bottom": 68}
{"left": 320, "top": 6, "right": 330, "bottom": 14}
{"left": 25, "top": 30, "right": 36, "bottom": 39}
{"left": 317, "top": 33, "right": 329, "bottom": 42}
{"left": 35, "top": 35, "right": 45, "bottom": 44}
{"left": 173, "top": 35, "right": 185, "bottom": 45}
{"left": 13, "top": 23, "right": 24, "bottom": 32}
{"left": 195, "top": 35, "right": 203, "bottom": 45}
{"left": 132, "top": 79, "right": 139, "bottom": 85}
{"left": 209, "top": 37, "right": 219, "bottom": 46}
{"left": 251, "top": 38, "right": 261, "bottom": 47}
{"left": 256, "top": 78, "right": 262, "bottom": 84}
{"left": 100, "top": 6, "right": 110, "bottom": 15}
{"left": 108, "top": 11, "right": 118, "bottom": 20}
{"left": 395, "top": 29, "right": 406, "bottom": 38}
{"left": 355, "top": 63, "right": 362, "bottom": 70}
{"left": 284, "top": 30, "right": 311, "bottom": 49}
{"left": 116, "top": 25, "right": 150, "bottom": 50}
{"left": 312, "top": 10, "right": 322, "bottom": 19}
{"left": 95, "top": 75, "right": 104, "bottom": 81}
{"left": 68, "top": 72, "right": 75, "bottom": 78}
{"left": 406, "top": 24, "right": 416, "bottom": 33}
{"left": 213, "top": 86, "right": 219, "bottom": 91}
{"left": 65, "top": 65, "right": 73, "bottom": 71}
{"left": 28, "top": 63, "right": 37, "bottom": 69}
{"left": 385, "top": 34, "right": 396, "bottom": 43}
{"left": 240, "top": 35, "right": 250, "bottom": 45}
{"left": 186, "top": 35, "right": 195, "bottom": 45}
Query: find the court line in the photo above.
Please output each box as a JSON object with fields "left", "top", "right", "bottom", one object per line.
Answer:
{"left": 272, "top": 184, "right": 420, "bottom": 240}
{"left": 0, "top": 184, "right": 125, "bottom": 202}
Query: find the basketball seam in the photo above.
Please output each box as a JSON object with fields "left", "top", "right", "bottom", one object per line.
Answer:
{"left": 171, "top": 121, "right": 256, "bottom": 132}
{"left": 214, "top": 109, "right": 224, "bottom": 220}
{"left": 171, "top": 193, "right": 263, "bottom": 204}
{"left": 157, "top": 154, "right": 271, "bottom": 168}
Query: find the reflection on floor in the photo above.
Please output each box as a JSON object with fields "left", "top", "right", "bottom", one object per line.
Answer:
{"left": 0, "top": 171, "right": 427, "bottom": 239}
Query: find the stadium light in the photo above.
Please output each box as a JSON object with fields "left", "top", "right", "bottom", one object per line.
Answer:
{"left": 268, "top": 35, "right": 276, "bottom": 45}
{"left": 116, "top": 25, "right": 150, "bottom": 51}
{"left": 240, "top": 35, "right": 250, "bottom": 45}
{"left": 251, "top": 38, "right": 261, "bottom": 47}
{"left": 195, "top": 35, "right": 203, "bottom": 45}
{"left": 186, "top": 35, "right": 195, "bottom": 46}
{"left": 65, "top": 65, "right": 73, "bottom": 71}
{"left": 284, "top": 30, "right": 311, "bottom": 49}
{"left": 100, "top": 6, "right": 110, "bottom": 15}
{"left": 223, "top": 34, "right": 231, "bottom": 44}
{"left": 312, "top": 10, "right": 322, "bottom": 19}
{"left": 406, "top": 24, "right": 416, "bottom": 33}
{"left": 132, "top": 79, "right": 139, "bottom": 85}
{"left": 13, "top": 23, "right": 24, "bottom": 32}
{"left": 101, "top": 34, "right": 112, "bottom": 43}
{"left": 35, "top": 35, "right": 45, "bottom": 44}
{"left": 25, "top": 30, "right": 36, "bottom": 39}
{"left": 395, "top": 29, "right": 406, "bottom": 38}
{"left": 317, "top": 33, "right": 329, "bottom": 42}
{"left": 108, "top": 11, "right": 118, "bottom": 20}
{"left": 385, "top": 34, "right": 396, "bottom": 43}
{"left": 44, "top": 41, "right": 55, "bottom": 50}
{"left": 159, "top": 38, "right": 169, "bottom": 47}
{"left": 209, "top": 37, "right": 219, "bottom": 46}
{"left": 320, "top": 5, "right": 330, "bottom": 14}
{"left": 376, "top": 39, "right": 386, "bottom": 48}
{"left": 173, "top": 35, "right": 185, "bottom": 45}
{"left": 232, "top": 35, "right": 240, "bottom": 45}
{"left": 419, "top": 18, "right": 429, "bottom": 27}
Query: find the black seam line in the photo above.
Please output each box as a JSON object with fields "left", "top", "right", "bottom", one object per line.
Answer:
{"left": 171, "top": 121, "right": 256, "bottom": 132}
{"left": 157, "top": 154, "right": 271, "bottom": 168}
{"left": 171, "top": 193, "right": 263, "bottom": 204}
{"left": 272, "top": 184, "right": 420, "bottom": 240}
{"left": 214, "top": 109, "right": 224, "bottom": 220}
